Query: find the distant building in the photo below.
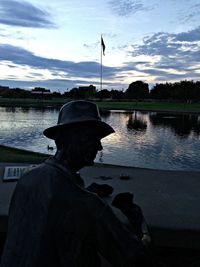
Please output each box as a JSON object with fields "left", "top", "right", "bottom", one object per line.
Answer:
{"left": 31, "top": 88, "right": 52, "bottom": 98}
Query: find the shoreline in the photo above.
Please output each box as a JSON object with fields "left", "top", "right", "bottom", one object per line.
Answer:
{"left": 1, "top": 144, "right": 200, "bottom": 173}
{"left": 110, "top": 107, "right": 200, "bottom": 115}
{"left": 0, "top": 144, "right": 49, "bottom": 164}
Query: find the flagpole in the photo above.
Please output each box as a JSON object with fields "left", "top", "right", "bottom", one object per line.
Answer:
{"left": 100, "top": 35, "right": 103, "bottom": 91}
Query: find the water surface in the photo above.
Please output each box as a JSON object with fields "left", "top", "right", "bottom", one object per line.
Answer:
{"left": 0, "top": 107, "right": 200, "bottom": 171}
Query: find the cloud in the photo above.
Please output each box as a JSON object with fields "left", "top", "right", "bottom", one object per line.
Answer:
{"left": 175, "top": 26, "right": 200, "bottom": 42}
{"left": 108, "top": 0, "right": 151, "bottom": 17}
{"left": 83, "top": 41, "right": 99, "bottom": 50}
{"left": 0, "top": 0, "right": 55, "bottom": 28}
{"left": 127, "top": 26, "right": 200, "bottom": 81}
{"left": 0, "top": 28, "right": 29, "bottom": 40}
{"left": 0, "top": 44, "right": 120, "bottom": 79}
{"left": 0, "top": 77, "right": 126, "bottom": 92}
{"left": 0, "top": 78, "right": 84, "bottom": 91}
{"left": 133, "top": 27, "right": 200, "bottom": 60}
{"left": 177, "top": 3, "right": 200, "bottom": 23}
{"left": 1, "top": 25, "right": 200, "bottom": 90}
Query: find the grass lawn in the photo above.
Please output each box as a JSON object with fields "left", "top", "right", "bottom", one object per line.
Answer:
{"left": 0, "top": 97, "right": 68, "bottom": 108}
{"left": 96, "top": 101, "right": 200, "bottom": 113}
{"left": 0, "top": 98, "right": 200, "bottom": 113}
{"left": 0, "top": 145, "right": 117, "bottom": 167}
{"left": 0, "top": 145, "right": 49, "bottom": 163}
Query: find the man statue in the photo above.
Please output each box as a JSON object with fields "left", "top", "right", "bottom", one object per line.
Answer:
{"left": 1, "top": 100, "right": 150, "bottom": 267}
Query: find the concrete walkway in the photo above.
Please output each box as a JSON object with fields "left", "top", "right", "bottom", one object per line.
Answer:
{"left": 0, "top": 163, "right": 200, "bottom": 250}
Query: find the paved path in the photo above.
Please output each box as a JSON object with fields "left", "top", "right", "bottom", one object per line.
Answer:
{"left": 0, "top": 163, "right": 200, "bottom": 250}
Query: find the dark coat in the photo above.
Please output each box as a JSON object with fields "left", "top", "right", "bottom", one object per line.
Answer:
{"left": 1, "top": 158, "right": 146, "bottom": 267}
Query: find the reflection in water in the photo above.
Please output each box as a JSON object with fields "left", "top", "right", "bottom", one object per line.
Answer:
{"left": 5, "top": 107, "right": 16, "bottom": 113}
{"left": 149, "top": 113, "right": 200, "bottom": 138}
{"left": 127, "top": 112, "right": 147, "bottom": 132}
{"left": 0, "top": 107, "right": 200, "bottom": 171}
{"left": 100, "top": 109, "right": 111, "bottom": 118}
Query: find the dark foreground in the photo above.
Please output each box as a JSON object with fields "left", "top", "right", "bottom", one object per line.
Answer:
{"left": 1, "top": 163, "right": 200, "bottom": 266}
{"left": 1, "top": 233, "right": 200, "bottom": 266}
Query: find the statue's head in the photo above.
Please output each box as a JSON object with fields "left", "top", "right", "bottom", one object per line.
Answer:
{"left": 43, "top": 100, "right": 114, "bottom": 170}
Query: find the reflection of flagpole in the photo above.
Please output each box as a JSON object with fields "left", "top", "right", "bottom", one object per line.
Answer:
{"left": 100, "top": 35, "right": 105, "bottom": 91}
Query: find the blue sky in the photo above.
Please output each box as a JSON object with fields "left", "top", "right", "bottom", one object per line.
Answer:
{"left": 0, "top": 0, "right": 199, "bottom": 92}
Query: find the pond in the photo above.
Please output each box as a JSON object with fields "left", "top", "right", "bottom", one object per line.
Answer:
{"left": 0, "top": 106, "right": 200, "bottom": 171}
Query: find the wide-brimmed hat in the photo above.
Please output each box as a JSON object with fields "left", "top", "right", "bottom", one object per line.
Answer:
{"left": 43, "top": 100, "right": 114, "bottom": 140}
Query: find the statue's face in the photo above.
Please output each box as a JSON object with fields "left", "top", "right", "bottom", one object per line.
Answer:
{"left": 58, "top": 126, "right": 103, "bottom": 170}
{"left": 78, "top": 133, "right": 103, "bottom": 166}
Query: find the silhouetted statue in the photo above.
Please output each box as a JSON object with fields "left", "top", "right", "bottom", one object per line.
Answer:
{"left": 112, "top": 192, "right": 151, "bottom": 245}
{"left": 1, "top": 101, "right": 151, "bottom": 267}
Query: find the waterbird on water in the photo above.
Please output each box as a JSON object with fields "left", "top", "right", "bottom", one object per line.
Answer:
{"left": 47, "top": 145, "right": 54, "bottom": 150}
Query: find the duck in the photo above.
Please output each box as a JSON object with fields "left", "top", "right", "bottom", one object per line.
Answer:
{"left": 47, "top": 145, "right": 54, "bottom": 150}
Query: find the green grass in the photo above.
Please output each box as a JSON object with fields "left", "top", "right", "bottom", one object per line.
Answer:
{"left": 0, "top": 145, "right": 49, "bottom": 163}
{"left": 96, "top": 101, "right": 200, "bottom": 113}
{"left": 0, "top": 144, "right": 118, "bottom": 167}
{"left": 0, "top": 98, "right": 200, "bottom": 113}
{"left": 0, "top": 97, "right": 69, "bottom": 108}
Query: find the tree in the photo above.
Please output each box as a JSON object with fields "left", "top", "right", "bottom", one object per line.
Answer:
{"left": 125, "top": 81, "right": 149, "bottom": 99}
{"left": 150, "top": 80, "right": 199, "bottom": 102}
{"left": 95, "top": 89, "right": 111, "bottom": 99}
{"left": 0, "top": 86, "right": 32, "bottom": 98}
{"left": 52, "top": 92, "right": 61, "bottom": 98}
{"left": 150, "top": 83, "right": 173, "bottom": 99}
{"left": 110, "top": 89, "right": 124, "bottom": 100}
{"left": 68, "top": 85, "right": 96, "bottom": 99}
{"left": 32, "top": 87, "right": 49, "bottom": 92}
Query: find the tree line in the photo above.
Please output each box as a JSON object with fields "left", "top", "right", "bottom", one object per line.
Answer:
{"left": 0, "top": 80, "right": 200, "bottom": 102}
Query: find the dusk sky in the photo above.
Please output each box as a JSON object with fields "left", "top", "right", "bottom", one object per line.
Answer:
{"left": 0, "top": 0, "right": 200, "bottom": 92}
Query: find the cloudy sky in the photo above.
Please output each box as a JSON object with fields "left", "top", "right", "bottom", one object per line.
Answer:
{"left": 0, "top": 0, "right": 199, "bottom": 92}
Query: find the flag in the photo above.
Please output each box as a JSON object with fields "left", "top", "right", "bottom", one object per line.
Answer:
{"left": 101, "top": 36, "right": 105, "bottom": 56}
